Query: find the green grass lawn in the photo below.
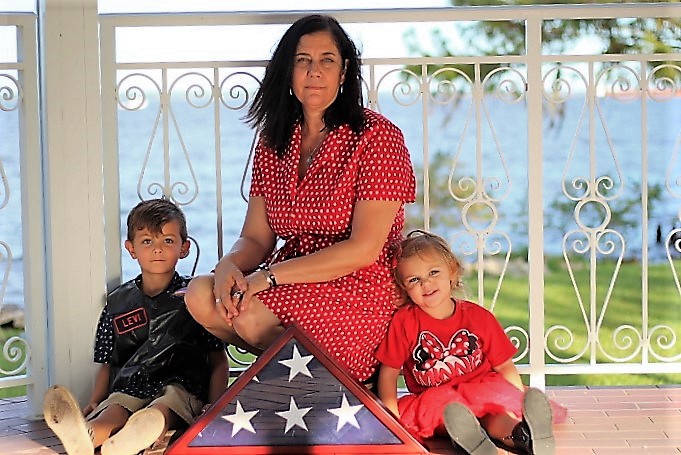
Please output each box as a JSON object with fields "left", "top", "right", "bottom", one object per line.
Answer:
{"left": 0, "top": 327, "right": 29, "bottom": 398}
{"left": 467, "top": 256, "right": 681, "bottom": 386}
{"left": 3, "top": 258, "right": 681, "bottom": 399}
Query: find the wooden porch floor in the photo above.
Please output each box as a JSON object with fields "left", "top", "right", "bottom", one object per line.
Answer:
{"left": 1, "top": 385, "right": 680, "bottom": 455}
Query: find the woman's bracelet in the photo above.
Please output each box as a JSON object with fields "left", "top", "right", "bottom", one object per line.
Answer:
{"left": 257, "top": 263, "right": 278, "bottom": 288}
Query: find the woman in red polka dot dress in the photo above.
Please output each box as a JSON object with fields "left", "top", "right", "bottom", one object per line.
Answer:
{"left": 186, "top": 14, "right": 416, "bottom": 384}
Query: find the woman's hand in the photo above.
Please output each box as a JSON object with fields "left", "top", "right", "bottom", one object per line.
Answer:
{"left": 238, "top": 269, "right": 274, "bottom": 313}
{"left": 213, "top": 257, "right": 248, "bottom": 324}
{"left": 211, "top": 196, "right": 277, "bottom": 323}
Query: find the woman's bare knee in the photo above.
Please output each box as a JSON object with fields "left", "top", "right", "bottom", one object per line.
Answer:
{"left": 185, "top": 275, "right": 236, "bottom": 341}
{"left": 232, "top": 303, "right": 283, "bottom": 350}
{"left": 185, "top": 275, "right": 215, "bottom": 323}
{"left": 185, "top": 275, "right": 281, "bottom": 349}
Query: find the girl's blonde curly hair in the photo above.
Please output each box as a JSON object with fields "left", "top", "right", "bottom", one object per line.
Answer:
{"left": 391, "top": 230, "right": 463, "bottom": 305}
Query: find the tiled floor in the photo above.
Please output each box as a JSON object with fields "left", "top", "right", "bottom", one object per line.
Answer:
{"left": 1, "top": 386, "right": 680, "bottom": 454}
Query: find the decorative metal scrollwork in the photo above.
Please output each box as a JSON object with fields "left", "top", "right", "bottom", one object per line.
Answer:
{"left": 600, "top": 324, "right": 641, "bottom": 362}
{"left": 484, "top": 66, "right": 527, "bottom": 105}
{"left": 116, "top": 72, "right": 160, "bottom": 112}
{"left": 428, "top": 66, "right": 472, "bottom": 106}
{"left": 647, "top": 63, "right": 681, "bottom": 102}
{"left": 506, "top": 325, "right": 529, "bottom": 363}
{"left": 375, "top": 68, "right": 422, "bottom": 111}
{"left": 173, "top": 72, "right": 214, "bottom": 109}
{"left": 0, "top": 335, "right": 29, "bottom": 376}
{"left": 596, "top": 63, "right": 641, "bottom": 101}
{"left": 545, "top": 323, "right": 586, "bottom": 363}
{"left": 219, "top": 71, "right": 261, "bottom": 111}
{"left": 648, "top": 324, "right": 681, "bottom": 362}
{"left": 117, "top": 71, "right": 204, "bottom": 205}
{"left": 0, "top": 73, "right": 21, "bottom": 112}
{"left": 545, "top": 60, "right": 646, "bottom": 364}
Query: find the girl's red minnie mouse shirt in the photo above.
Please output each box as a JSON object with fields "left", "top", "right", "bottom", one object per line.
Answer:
{"left": 376, "top": 299, "right": 517, "bottom": 394}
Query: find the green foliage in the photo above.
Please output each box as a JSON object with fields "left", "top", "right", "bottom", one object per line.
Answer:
{"left": 405, "top": 149, "right": 477, "bottom": 232}
{"left": 403, "top": 0, "right": 681, "bottom": 93}
{"left": 0, "top": 327, "right": 27, "bottom": 399}
{"left": 546, "top": 180, "right": 663, "bottom": 238}
{"left": 471, "top": 258, "right": 681, "bottom": 386}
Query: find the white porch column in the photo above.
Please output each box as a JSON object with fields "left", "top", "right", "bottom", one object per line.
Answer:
{"left": 38, "top": 0, "right": 106, "bottom": 407}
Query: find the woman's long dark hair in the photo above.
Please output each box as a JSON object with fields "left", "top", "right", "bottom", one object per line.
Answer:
{"left": 245, "top": 14, "right": 365, "bottom": 157}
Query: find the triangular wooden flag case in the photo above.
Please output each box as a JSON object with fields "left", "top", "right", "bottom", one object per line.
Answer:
{"left": 166, "top": 324, "right": 428, "bottom": 454}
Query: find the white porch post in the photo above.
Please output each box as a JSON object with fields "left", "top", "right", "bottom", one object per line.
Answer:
{"left": 38, "top": 0, "right": 106, "bottom": 407}
{"left": 525, "top": 15, "right": 546, "bottom": 388}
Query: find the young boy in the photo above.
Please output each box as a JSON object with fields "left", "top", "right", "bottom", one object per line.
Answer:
{"left": 43, "top": 198, "right": 228, "bottom": 455}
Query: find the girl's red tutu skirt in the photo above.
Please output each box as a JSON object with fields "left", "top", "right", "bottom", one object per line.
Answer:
{"left": 397, "top": 372, "right": 568, "bottom": 439}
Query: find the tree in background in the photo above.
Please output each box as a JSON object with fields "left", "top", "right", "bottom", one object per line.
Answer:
{"left": 401, "top": 1, "right": 678, "bottom": 251}
{"left": 404, "top": 0, "right": 680, "bottom": 86}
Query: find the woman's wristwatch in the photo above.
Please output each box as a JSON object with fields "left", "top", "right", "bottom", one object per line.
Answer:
{"left": 257, "top": 263, "right": 278, "bottom": 288}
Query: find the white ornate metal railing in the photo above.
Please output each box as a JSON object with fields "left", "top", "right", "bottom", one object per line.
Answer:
{"left": 5, "top": 5, "right": 681, "bottom": 398}
{"left": 99, "top": 6, "right": 681, "bottom": 387}
{"left": 0, "top": 12, "right": 42, "bottom": 393}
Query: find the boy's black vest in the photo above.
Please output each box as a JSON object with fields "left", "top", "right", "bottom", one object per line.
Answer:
{"left": 106, "top": 273, "right": 214, "bottom": 401}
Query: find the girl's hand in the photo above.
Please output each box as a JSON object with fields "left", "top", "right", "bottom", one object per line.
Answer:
{"left": 213, "top": 258, "right": 248, "bottom": 324}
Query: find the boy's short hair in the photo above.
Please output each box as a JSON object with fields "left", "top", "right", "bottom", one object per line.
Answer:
{"left": 126, "top": 198, "right": 188, "bottom": 242}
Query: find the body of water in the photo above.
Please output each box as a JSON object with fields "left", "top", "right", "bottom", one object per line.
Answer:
{"left": 2, "top": 93, "right": 681, "bottom": 307}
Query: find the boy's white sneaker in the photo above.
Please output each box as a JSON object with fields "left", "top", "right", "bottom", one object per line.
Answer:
{"left": 100, "top": 407, "right": 165, "bottom": 455}
{"left": 443, "top": 402, "right": 498, "bottom": 455}
{"left": 43, "top": 385, "right": 94, "bottom": 455}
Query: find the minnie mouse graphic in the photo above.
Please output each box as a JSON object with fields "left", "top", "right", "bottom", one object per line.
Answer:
{"left": 375, "top": 230, "right": 566, "bottom": 455}
{"left": 412, "top": 329, "right": 482, "bottom": 387}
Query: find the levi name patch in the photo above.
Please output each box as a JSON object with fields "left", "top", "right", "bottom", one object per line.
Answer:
{"left": 113, "top": 308, "right": 148, "bottom": 334}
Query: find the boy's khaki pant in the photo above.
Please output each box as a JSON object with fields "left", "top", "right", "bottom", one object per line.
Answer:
{"left": 87, "top": 383, "right": 204, "bottom": 426}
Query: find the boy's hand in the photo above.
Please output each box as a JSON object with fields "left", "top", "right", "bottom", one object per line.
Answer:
{"left": 82, "top": 402, "right": 98, "bottom": 416}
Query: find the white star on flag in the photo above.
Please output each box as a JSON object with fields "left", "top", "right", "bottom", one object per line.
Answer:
{"left": 327, "top": 394, "right": 363, "bottom": 431}
{"left": 275, "top": 396, "right": 312, "bottom": 433}
{"left": 222, "top": 400, "right": 259, "bottom": 436}
{"left": 278, "top": 344, "right": 313, "bottom": 381}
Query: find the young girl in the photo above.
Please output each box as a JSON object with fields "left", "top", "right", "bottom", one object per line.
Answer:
{"left": 376, "top": 230, "right": 566, "bottom": 455}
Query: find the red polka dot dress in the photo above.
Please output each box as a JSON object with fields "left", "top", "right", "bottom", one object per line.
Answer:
{"left": 250, "top": 108, "right": 416, "bottom": 382}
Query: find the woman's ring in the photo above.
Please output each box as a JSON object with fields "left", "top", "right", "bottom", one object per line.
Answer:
{"left": 231, "top": 290, "right": 244, "bottom": 300}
